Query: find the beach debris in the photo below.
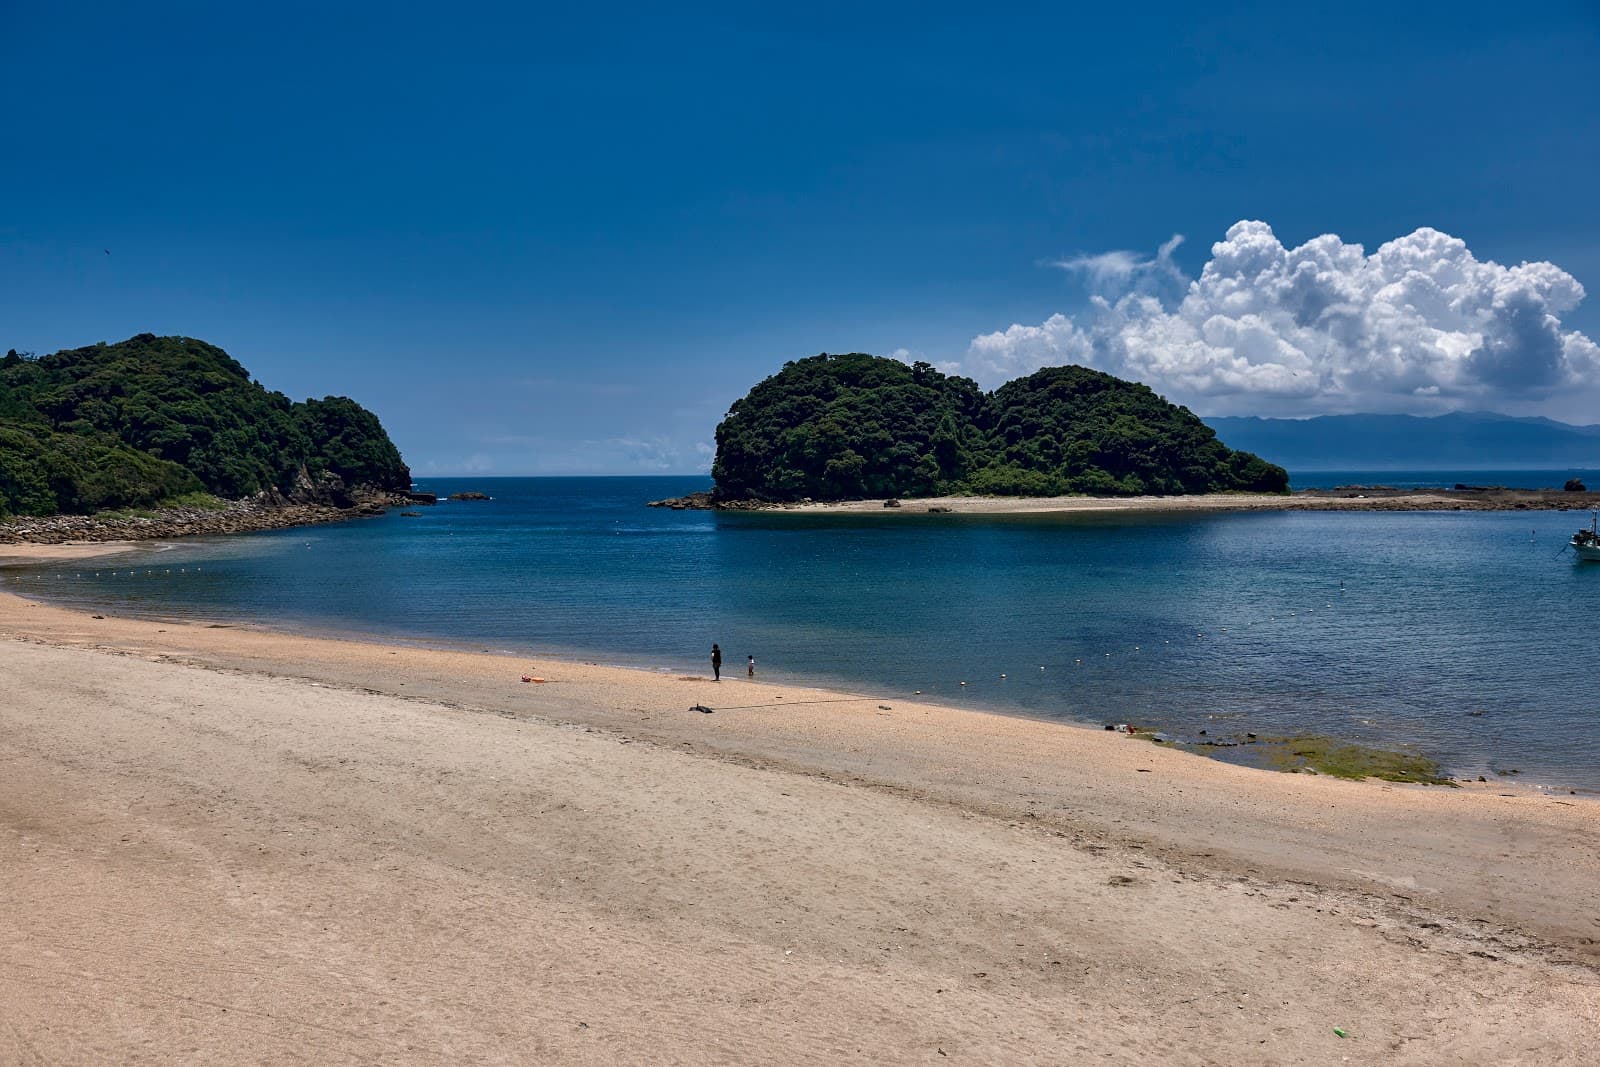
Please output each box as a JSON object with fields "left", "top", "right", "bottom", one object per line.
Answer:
{"left": 691, "top": 704, "right": 713, "bottom": 713}
{"left": 521, "top": 675, "right": 547, "bottom": 684}
{"left": 878, "top": 705, "right": 892, "bottom": 710}
{"left": 91, "top": 614, "right": 104, "bottom": 619}
{"left": 1333, "top": 1027, "right": 1348, "bottom": 1038}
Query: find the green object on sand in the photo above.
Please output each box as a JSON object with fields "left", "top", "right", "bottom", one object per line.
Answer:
{"left": 1333, "top": 1027, "right": 1348, "bottom": 1038}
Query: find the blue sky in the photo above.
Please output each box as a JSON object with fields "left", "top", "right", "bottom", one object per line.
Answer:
{"left": 3, "top": 2, "right": 1597, "bottom": 473}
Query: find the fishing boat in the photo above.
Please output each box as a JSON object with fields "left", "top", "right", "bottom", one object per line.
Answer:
{"left": 1572, "top": 513, "right": 1600, "bottom": 561}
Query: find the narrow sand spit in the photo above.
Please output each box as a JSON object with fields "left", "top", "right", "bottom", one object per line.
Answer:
{"left": 0, "top": 540, "right": 145, "bottom": 565}
{"left": 2, "top": 591, "right": 1596, "bottom": 1064}
{"left": 775, "top": 489, "right": 1600, "bottom": 514}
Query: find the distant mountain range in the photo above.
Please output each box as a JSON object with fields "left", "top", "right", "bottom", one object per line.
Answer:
{"left": 1204, "top": 412, "right": 1600, "bottom": 471}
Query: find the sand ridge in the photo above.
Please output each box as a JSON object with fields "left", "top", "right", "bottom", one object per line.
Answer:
{"left": 2, "top": 589, "right": 1598, "bottom": 1063}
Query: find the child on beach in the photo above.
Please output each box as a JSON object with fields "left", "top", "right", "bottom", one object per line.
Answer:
{"left": 747, "top": 654, "right": 755, "bottom": 677}
{"left": 710, "top": 643, "right": 722, "bottom": 681}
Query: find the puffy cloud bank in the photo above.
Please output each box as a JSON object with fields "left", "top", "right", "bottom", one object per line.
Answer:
{"left": 966, "top": 221, "right": 1600, "bottom": 414}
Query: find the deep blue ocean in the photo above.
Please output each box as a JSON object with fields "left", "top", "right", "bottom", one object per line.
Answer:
{"left": 7, "top": 474, "right": 1599, "bottom": 789}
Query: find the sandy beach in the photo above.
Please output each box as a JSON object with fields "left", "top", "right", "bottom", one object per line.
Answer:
{"left": 3, "top": 586, "right": 1598, "bottom": 1064}
{"left": 648, "top": 486, "right": 1600, "bottom": 515}
{"left": 778, "top": 489, "right": 1600, "bottom": 515}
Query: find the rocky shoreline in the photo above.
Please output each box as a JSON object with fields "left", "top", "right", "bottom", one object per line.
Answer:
{"left": 0, "top": 490, "right": 413, "bottom": 546}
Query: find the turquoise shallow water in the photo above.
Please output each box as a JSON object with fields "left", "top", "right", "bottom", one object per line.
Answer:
{"left": 8, "top": 475, "right": 1599, "bottom": 788}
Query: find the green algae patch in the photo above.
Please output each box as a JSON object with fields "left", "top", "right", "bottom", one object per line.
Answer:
{"left": 1111, "top": 725, "right": 1454, "bottom": 787}
{"left": 1258, "top": 736, "right": 1454, "bottom": 785}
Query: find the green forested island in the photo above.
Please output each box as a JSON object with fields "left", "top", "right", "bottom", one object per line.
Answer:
{"left": 712, "top": 354, "right": 1287, "bottom": 501}
{"left": 0, "top": 334, "right": 409, "bottom": 517}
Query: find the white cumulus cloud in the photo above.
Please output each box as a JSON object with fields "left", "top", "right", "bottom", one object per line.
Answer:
{"left": 1049, "top": 233, "right": 1186, "bottom": 295}
{"left": 966, "top": 221, "right": 1600, "bottom": 415}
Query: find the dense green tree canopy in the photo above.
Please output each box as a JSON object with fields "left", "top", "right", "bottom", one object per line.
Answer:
{"left": 713, "top": 354, "right": 986, "bottom": 500}
{"left": 0, "top": 421, "right": 201, "bottom": 516}
{"left": 712, "top": 354, "right": 1288, "bottom": 501}
{"left": 0, "top": 334, "right": 410, "bottom": 516}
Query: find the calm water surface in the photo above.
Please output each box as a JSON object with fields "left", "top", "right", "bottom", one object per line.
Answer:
{"left": 9, "top": 476, "right": 1599, "bottom": 788}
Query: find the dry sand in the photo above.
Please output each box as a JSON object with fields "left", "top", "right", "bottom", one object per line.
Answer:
{"left": 2, "top": 588, "right": 1597, "bottom": 1064}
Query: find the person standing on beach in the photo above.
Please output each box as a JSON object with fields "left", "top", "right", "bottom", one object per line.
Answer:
{"left": 710, "top": 643, "right": 722, "bottom": 681}
{"left": 747, "top": 654, "right": 755, "bottom": 678}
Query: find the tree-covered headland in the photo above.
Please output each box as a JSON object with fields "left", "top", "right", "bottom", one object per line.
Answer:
{"left": 0, "top": 334, "right": 410, "bottom": 517}
{"left": 712, "top": 353, "right": 1288, "bottom": 501}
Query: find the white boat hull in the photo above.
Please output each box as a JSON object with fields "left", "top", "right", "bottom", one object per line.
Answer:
{"left": 1576, "top": 542, "right": 1600, "bottom": 562}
